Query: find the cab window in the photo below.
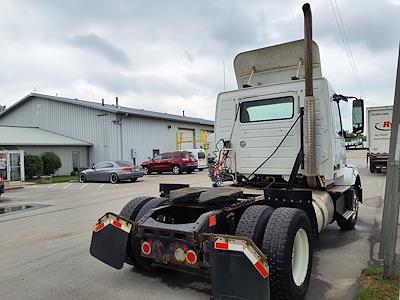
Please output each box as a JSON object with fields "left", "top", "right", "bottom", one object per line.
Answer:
{"left": 240, "top": 96, "right": 294, "bottom": 123}
{"left": 331, "top": 101, "right": 343, "bottom": 136}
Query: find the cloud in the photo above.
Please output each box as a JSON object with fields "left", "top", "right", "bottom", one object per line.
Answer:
{"left": 68, "top": 33, "right": 130, "bottom": 66}
{"left": 0, "top": 0, "right": 398, "bottom": 128}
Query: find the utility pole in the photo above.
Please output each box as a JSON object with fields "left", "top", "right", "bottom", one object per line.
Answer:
{"left": 380, "top": 45, "right": 400, "bottom": 279}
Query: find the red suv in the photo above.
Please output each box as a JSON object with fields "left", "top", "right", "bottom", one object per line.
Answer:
{"left": 141, "top": 151, "right": 197, "bottom": 175}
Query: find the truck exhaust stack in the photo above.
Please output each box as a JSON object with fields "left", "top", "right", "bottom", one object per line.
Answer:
{"left": 303, "top": 3, "right": 318, "bottom": 188}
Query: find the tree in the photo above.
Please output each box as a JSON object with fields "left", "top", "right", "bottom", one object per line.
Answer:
{"left": 24, "top": 155, "right": 43, "bottom": 179}
{"left": 41, "top": 152, "right": 62, "bottom": 175}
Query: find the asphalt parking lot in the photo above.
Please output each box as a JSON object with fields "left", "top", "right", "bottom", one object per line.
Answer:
{"left": 0, "top": 151, "right": 386, "bottom": 300}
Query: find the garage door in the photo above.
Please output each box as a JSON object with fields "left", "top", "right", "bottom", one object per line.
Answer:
{"left": 178, "top": 128, "right": 195, "bottom": 150}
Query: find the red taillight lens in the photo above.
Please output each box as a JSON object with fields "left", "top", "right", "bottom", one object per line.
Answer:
{"left": 142, "top": 241, "right": 152, "bottom": 255}
{"left": 122, "top": 167, "right": 132, "bottom": 173}
{"left": 208, "top": 215, "right": 217, "bottom": 227}
{"left": 182, "top": 158, "right": 189, "bottom": 162}
{"left": 186, "top": 250, "right": 197, "bottom": 264}
{"left": 0, "top": 177, "right": 3, "bottom": 183}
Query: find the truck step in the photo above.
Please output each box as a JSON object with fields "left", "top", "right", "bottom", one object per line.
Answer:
{"left": 326, "top": 185, "right": 351, "bottom": 194}
{"left": 341, "top": 210, "right": 356, "bottom": 220}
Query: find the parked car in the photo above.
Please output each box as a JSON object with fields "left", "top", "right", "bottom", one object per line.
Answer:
{"left": 141, "top": 151, "right": 197, "bottom": 175}
{"left": 185, "top": 149, "right": 208, "bottom": 170}
{"left": 79, "top": 161, "right": 143, "bottom": 184}
{"left": 0, "top": 176, "right": 4, "bottom": 197}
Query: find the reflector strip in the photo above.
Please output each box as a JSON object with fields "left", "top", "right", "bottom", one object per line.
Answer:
{"left": 92, "top": 213, "right": 132, "bottom": 234}
{"left": 214, "top": 237, "right": 269, "bottom": 278}
{"left": 94, "top": 223, "right": 105, "bottom": 232}
{"left": 215, "top": 242, "right": 229, "bottom": 250}
{"left": 255, "top": 261, "right": 269, "bottom": 278}
{"left": 112, "top": 220, "right": 122, "bottom": 229}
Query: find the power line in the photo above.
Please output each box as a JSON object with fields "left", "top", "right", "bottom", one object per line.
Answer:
{"left": 329, "top": 0, "right": 366, "bottom": 99}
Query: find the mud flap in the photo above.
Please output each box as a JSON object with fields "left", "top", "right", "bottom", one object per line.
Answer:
{"left": 208, "top": 235, "right": 270, "bottom": 300}
{"left": 89, "top": 213, "right": 133, "bottom": 269}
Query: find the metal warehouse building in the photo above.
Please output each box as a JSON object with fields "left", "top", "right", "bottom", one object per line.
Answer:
{"left": 0, "top": 93, "right": 214, "bottom": 179}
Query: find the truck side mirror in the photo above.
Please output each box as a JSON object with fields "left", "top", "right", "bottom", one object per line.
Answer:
{"left": 352, "top": 99, "right": 364, "bottom": 134}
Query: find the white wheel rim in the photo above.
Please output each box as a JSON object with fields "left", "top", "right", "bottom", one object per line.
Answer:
{"left": 173, "top": 166, "right": 179, "bottom": 174}
{"left": 144, "top": 168, "right": 148, "bottom": 174}
{"left": 292, "top": 228, "right": 309, "bottom": 287}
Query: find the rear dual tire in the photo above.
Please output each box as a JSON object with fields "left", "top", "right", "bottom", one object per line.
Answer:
{"left": 235, "top": 205, "right": 274, "bottom": 247}
{"left": 236, "top": 206, "right": 312, "bottom": 300}
{"left": 262, "top": 208, "right": 313, "bottom": 300}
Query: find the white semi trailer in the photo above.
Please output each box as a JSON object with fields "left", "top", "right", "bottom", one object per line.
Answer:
{"left": 90, "top": 4, "right": 364, "bottom": 300}
{"left": 367, "top": 106, "right": 393, "bottom": 172}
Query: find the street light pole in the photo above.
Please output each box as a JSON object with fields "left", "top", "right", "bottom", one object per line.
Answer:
{"left": 380, "top": 44, "right": 400, "bottom": 279}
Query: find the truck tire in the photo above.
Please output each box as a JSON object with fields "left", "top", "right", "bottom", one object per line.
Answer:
{"left": 235, "top": 205, "right": 274, "bottom": 247}
{"left": 119, "top": 196, "right": 155, "bottom": 265}
{"left": 337, "top": 187, "right": 359, "bottom": 231}
{"left": 262, "top": 207, "right": 312, "bottom": 300}
{"left": 135, "top": 197, "right": 169, "bottom": 222}
{"left": 132, "top": 197, "right": 169, "bottom": 271}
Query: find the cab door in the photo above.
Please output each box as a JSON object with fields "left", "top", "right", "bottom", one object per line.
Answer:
{"left": 331, "top": 100, "right": 346, "bottom": 175}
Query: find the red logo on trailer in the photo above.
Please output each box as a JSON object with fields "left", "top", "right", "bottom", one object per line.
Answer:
{"left": 375, "top": 121, "right": 392, "bottom": 131}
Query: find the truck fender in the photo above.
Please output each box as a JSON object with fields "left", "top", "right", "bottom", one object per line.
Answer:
{"left": 335, "top": 165, "right": 359, "bottom": 186}
{"left": 336, "top": 165, "right": 362, "bottom": 203}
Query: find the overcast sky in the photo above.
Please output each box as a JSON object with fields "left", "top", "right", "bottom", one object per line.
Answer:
{"left": 0, "top": 0, "right": 399, "bottom": 129}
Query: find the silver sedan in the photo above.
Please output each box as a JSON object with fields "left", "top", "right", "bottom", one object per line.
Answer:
{"left": 79, "top": 161, "right": 143, "bottom": 184}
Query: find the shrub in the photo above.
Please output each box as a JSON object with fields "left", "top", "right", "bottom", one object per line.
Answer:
{"left": 41, "top": 152, "right": 62, "bottom": 175}
{"left": 24, "top": 155, "right": 43, "bottom": 179}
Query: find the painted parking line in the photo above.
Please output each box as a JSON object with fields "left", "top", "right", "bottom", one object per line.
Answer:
{"left": 63, "top": 183, "right": 72, "bottom": 189}
{"left": 48, "top": 184, "right": 57, "bottom": 189}
{"left": 80, "top": 183, "right": 88, "bottom": 190}
{"left": 1, "top": 195, "right": 27, "bottom": 199}
{"left": 99, "top": 184, "right": 105, "bottom": 189}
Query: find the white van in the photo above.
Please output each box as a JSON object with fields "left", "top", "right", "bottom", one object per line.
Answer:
{"left": 186, "top": 149, "right": 208, "bottom": 170}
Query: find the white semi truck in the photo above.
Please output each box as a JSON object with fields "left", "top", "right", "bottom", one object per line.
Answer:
{"left": 367, "top": 106, "right": 393, "bottom": 173}
{"left": 90, "top": 4, "right": 364, "bottom": 300}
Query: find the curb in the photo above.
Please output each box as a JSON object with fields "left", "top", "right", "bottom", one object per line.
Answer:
{"left": 4, "top": 186, "right": 24, "bottom": 191}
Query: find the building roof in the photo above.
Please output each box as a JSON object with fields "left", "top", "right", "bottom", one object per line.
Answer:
{"left": 0, "top": 125, "right": 92, "bottom": 146}
{"left": 0, "top": 93, "right": 214, "bottom": 126}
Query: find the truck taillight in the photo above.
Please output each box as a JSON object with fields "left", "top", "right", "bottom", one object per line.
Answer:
{"left": 122, "top": 167, "right": 132, "bottom": 173}
{"left": 174, "top": 248, "right": 186, "bottom": 262}
{"left": 186, "top": 250, "right": 197, "bottom": 264}
{"left": 142, "top": 241, "right": 152, "bottom": 256}
{"left": 0, "top": 177, "right": 3, "bottom": 183}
